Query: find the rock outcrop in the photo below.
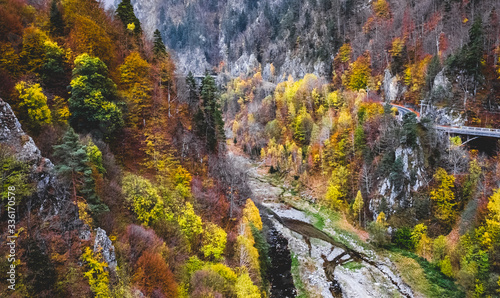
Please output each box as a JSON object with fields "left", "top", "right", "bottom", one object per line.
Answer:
{"left": 94, "top": 227, "right": 117, "bottom": 270}
{"left": 370, "top": 143, "right": 427, "bottom": 221}
{"left": 0, "top": 99, "right": 65, "bottom": 216}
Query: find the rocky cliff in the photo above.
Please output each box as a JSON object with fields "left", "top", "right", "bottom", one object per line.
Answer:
{"left": 0, "top": 99, "right": 63, "bottom": 216}
{"left": 123, "top": 0, "right": 367, "bottom": 79}
{"left": 0, "top": 98, "right": 117, "bottom": 268}
{"left": 124, "top": 0, "right": 500, "bottom": 85}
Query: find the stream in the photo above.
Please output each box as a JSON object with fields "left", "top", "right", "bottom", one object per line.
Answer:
{"left": 231, "top": 152, "right": 415, "bottom": 298}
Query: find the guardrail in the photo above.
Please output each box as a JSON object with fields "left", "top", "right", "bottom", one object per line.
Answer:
{"left": 436, "top": 125, "right": 500, "bottom": 138}
{"left": 389, "top": 103, "right": 500, "bottom": 138}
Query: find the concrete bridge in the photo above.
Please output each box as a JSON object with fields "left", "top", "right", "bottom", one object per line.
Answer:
{"left": 390, "top": 104, "right": 500, "bottom": 139}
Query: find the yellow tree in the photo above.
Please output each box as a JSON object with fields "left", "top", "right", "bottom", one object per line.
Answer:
{"left": 70, "top": 15, "right": 114, "bottom": 65}
{"left": 201, "top": 222, "right": 227, "bottom": 261}
{"left": 122, "top": 173, "right": 165, "bottom": 226}
{"left": 119, "top": 51, "right": 151, "bottom": 128}
{"left": 235, "top": 269, "right": 260, "bottom": 298}
{"left": 19, "top": 26, "right": 47, "bottom": 73}
{"left": 81, "top": 247, "right": 110, "bottom": 298}
{"left": 242, "top": 199, "right": 263, "bottom": 230}
{"left": 412, "top": 224, "right": 432, "bottom": 259}
{"left": 482, "top": 189, "right": 500, "bottom": 250}
{"left": 15, "top": 81, "right": 52, "bottom": 129}
{"left": 177, "top": 202, "right": 203, "bottom": 248}
{"left": 430, "top": 168, "right": 456, "bottom": 224}
{"left": 236, "top": 234, "right": 261, "bottom": 285}
{"left": 0, "top": 43, "right": 20, "bottom": 75}
{"left": 324, "top": 165, "right": 349, "bottom": 210}
{"left": 373, "top": 0, "right": 390, "bottom": 19}
{"left": 352, "top": 190, "right": 364, "bottom": 226}
{"left": 346, "top": 52, "right": 372, "bottom": 91}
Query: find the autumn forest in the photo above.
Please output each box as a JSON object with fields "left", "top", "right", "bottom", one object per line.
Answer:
{"left": 1, "top": 0, "right": 500, "bottom": 297}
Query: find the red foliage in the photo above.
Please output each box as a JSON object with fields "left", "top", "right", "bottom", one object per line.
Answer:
{"left": 133, "top": 250, "right": 178, "bottom": 297}
{"left": 0, "top": 0, "right": 25, "bottom": 41}
{"left": 425, "top": 12, "right": 442, "bottom": 32}
{"left": 438, "top": 33, "right": 448, "bottom": 55}
{"left": 121, "top": 224, "right": 164, "bottom": 264}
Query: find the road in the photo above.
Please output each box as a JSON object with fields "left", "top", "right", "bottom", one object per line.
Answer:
{"left": 390, "top": 104, "right": 500, "bottom": 138}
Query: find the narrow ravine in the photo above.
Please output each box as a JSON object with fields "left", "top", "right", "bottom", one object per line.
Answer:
{"left": 230, "top": 151, "right": 415, "bottom": 298}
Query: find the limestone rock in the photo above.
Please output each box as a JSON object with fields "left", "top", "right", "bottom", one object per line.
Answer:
{"left": 94, "top": 227, "right": 117, "bottom": 270}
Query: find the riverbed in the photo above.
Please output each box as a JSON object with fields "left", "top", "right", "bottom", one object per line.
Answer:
{"left": 229, "top": 151, "right": 415, "bottom": 298}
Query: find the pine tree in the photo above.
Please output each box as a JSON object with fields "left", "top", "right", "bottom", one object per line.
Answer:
{"left": 49, "top": 0, "right": 64, "bottom": 36}
{"left": 465, "top": 18, "right": 484, "bottom": 78}
{"left": 199, "top": 71, "right": 225, "bottom": 152}
{"left": 53, "top": 128, "right": 108, "bottom": 213}
{"left": 116, "top": 0, "right": 142, "bottom": 34}
{"left": 153, "top": 29, "right": 167, "bottom": 57}
{"left": 186, "top": 71, "right": 198, "bottom": 108}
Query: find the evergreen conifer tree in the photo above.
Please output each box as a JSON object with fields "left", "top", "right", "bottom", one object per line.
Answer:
{"left": 153, "top": 29, "right": 167, "bottom": 57}
{"left": 186, "top": 71, "right": 198, "bottom": 108}
{"left": 116, "top": 0, "right": 142, "bottom": 34}
{"left": 49, "top": 0, "right": 64, "bottom": 36}
{"left": 53, "top": 128, "right": 108, "bottom": 213}
{"left": 199, "top": 71, "right": 225, "bottom": 152}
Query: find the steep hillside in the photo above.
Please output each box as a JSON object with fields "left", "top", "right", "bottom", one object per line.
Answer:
{"left": 2, "top": 0, "right": 500, "bottom": 297}
{"left": 129, "top": 0, "right": 500, "bottom": 82}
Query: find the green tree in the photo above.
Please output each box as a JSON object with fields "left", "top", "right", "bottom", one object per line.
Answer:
{"left": 53, "top": 128, "right": 108, "bottom": 213}
{"left": 153, "top": 29, "right": 167, "bottom": 57}
{"left": 198, "top": 71, "right": 225, "bottom": 152}
{"left": 392, "top": 227, "right": 413, "bottom": 250}
{"left": 15, "top": 81, "right": 52, "bottom": 130}
{"left": 49, "top": 0, "right": 65, "bottom": 36}
{"left": 41, "top": 40, "right": 65, "bottom": 87}
{"left": 116, "top": 0, "right": 142, "bottom": 34}
{"left": 186, "top": 71, "right": 199, "bottom": 108}
{"left": 250, "top": 223, "right": 270, "bottom": 288}
{"left": 402, "top": 112, "right": 417, "bottom": 147}
{"left": 69, "top": 54, "right": 123, "bottom": 137}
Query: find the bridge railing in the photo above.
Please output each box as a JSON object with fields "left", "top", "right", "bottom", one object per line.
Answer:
{"left": 437, "top": 126, "right": 500, "bottom": 133}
